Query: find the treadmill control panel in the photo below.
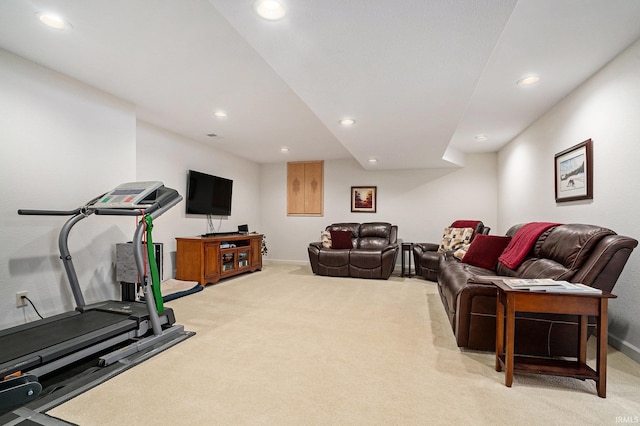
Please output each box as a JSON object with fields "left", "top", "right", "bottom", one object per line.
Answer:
{"left": 90, "top": 181, "right": 163, "bottom": 209}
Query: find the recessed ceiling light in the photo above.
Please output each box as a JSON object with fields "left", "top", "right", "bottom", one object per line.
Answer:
{"left": 339, "top": 118, "right": 356, "bottom": 126}
{"left": 517, "top": 75, "right": 540, "bottom": 87}
{"left": 38, "top": 13, "right": 69, "bottom": 30}
{"left": 213, "top": 111, "right": 227, "bottom": 118}
{"left": 255, "top": 0, "right": 286, "bottom": 21}
{"left": 280, "top": 147, "right": 289, "bottom": 153}
{"left": 474, "top": 134, "right": 488, "bottom": 141}
{"left": 368, "top": 158, "right": 378, "bottom": 164}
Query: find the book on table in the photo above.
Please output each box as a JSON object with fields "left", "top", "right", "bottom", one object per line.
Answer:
{"left": 502, "top": 278, "right": 601, "bottom": 293}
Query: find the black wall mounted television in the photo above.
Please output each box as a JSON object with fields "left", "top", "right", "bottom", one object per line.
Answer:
{"left": 186, "top": 170, "right": 233, "bottom": 216}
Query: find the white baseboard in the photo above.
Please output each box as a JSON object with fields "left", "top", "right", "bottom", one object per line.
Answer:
{"left": 264, "top": 259, "right": 308, "bottom": 266}
{"left": 608, "top": 332, "right": 640, "bottom": 364}
{"left": 266, "top": 259, "right": 408, "bottom": 272}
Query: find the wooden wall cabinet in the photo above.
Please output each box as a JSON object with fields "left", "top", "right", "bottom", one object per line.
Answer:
{"left": 287, "top": 160, "right": 323, "bottom": 216}
{"left": 176, "top": 234, "right": 263, "bottom": 285}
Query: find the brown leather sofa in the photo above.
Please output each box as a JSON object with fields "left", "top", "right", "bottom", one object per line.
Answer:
{"left": 437, "top": 223, "right": 637, "bottom": 357}
{"left": 308, "top": 222, "right": 399, "bottom": 279}
{"left": 413, "top": 220, "right": 490, "bottom": 281}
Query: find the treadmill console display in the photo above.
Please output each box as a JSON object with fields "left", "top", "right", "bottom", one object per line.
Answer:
{"left": 91, "top": 181, "right": 163, "bottom": 209}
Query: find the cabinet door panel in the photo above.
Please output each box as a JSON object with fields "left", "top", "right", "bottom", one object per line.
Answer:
{"left": 287, "top": 161, "right": 323, "bottom": 216}
{"left": 250, "top": 237, "right": 262, "bottom": 269}
{"left": 287, "top": 162, "right": 305, "bottom": 214}
{"left": 204, "top": 243, "right": 220, "bottom": 281}
{"left": 304, "top": 161, "right": 323, "bottom": 215}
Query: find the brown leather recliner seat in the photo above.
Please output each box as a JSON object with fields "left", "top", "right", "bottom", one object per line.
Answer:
{"left": 413, "top": 220, "right": 490, "bottom": 281}
{"left": 437, "top": 223, "right": 637, "bottom": 357}
{"left": 308, "top": 222, "right": 399, "bottom": 279}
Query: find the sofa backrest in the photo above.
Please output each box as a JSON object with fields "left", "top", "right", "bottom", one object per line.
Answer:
{"left": 358, "top": 222, "right": 397, "bottom": 249}
{"left": 326, "top": 223, "right": 360, "bottom": 248}
{"left": 497, "top": 224, "right": 637, "bottom": 291}
{"left": 326, "top": 222, "right": 397, "bottom": 249}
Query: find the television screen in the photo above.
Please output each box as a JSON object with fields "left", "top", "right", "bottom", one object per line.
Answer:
{"left": 186, "top": 170, "right": 233, "bottom": 216}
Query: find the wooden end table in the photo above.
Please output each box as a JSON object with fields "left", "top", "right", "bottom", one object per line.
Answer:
{"left": 492, "top": 280, "right": 615, "bottom": 398}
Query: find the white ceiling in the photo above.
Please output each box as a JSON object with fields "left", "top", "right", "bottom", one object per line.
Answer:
{"left": 1, "top": 0, "right": 640, "bottom": 170}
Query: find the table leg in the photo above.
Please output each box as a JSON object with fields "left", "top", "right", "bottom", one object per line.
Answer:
{"left": 495, "top": 289, "right": 505, "bottom": 372}
{"left": 579, "top": 314, "right": 587, "bottom": 365}
{"left": 597, "top": 298, "right": 609, "bottom": 398}
{"left": 505, "top": 294, "right": 515, "bottom": 387}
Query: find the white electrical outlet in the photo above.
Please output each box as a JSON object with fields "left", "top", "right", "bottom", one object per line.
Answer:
{"left": 16, "top": 291, "right": 28, "bottom": 308}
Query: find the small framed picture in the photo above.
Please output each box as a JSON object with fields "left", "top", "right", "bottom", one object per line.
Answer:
{"left": 554, "top": 139, "right": 593, "bottom": 203}
{"left": 351, "top": 186, "right": 377, "bottom": 213}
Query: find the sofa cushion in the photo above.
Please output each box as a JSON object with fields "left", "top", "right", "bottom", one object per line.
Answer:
{"left": 461, "top": 235, "right": 512, "bottom": 270}
{"left": 438, "top": 227, "right": 474, "bottom": 253}
{"left": 327, "top": 223, "right": 360, "bottom": 238}
{"left": 535, "top": 224, "right": 615, "bottom": 271}
{"left": 350, "top": 249, "right": 382, "bottom": 269}
{"left": 358, "top": 222, "right": 393, "bottom": 249}
{"left": 317, "top": 249, "right": 350, "bottom": 277}
{"left": 330, "top": 230, "right": 353, "bottom": 249}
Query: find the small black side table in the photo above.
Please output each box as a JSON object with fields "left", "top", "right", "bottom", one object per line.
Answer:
{"left": 401, "top": 242, "right": 413, "bottom": 277}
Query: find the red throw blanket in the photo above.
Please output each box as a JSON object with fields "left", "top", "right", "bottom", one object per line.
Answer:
{"left": 498, "top": 222, "right": 561, "bottom": 269}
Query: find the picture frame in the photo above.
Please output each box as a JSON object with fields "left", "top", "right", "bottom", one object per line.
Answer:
{"left": 554, "top": 139, "right": 593, "bottom": 203}
{"left": 351, "top": 186, "right": 377, "bottom": 213}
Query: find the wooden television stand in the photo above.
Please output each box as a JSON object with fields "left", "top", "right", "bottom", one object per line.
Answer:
{"left": 176, "top": 234, "right": 263, "bottom": 285}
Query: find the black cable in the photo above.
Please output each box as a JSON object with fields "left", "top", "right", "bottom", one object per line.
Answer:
{"left": 23, "top": 295, "right": 44, "bottom": 319}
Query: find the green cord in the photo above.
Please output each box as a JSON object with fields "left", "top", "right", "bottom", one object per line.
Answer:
{"left": 143, "top": 215, "right": 164, "bottom": 313}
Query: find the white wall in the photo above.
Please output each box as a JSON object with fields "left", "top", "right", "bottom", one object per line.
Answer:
{"left": 0, "top": 50, "right": 262, "bottom": 329}
{"left": 0, "top": 50, "right": 136, "bottom": 325}
{"left": 136, "top": 122, "right": 262, "bottom": 278}
{"left": 260, "top": 154, "right": 498, "bottom": 264}
{"left": 498, "top": 38, "right": 640, "bottom": 361}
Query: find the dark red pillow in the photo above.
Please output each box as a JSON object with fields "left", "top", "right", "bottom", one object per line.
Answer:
{"left": 461, "top": 234, "right": 511, "bottom": 270}
{"left": 329, "top": 230, "right": 353, "bottom": 249}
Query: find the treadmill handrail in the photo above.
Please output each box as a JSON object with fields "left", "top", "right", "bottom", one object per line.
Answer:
{"left": 17, "top": 194, "right": 106, "bottom": 216}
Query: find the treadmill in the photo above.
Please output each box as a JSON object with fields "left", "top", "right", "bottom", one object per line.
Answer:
{"left": 0, "top": 182, "right": 190, "bottom": 411}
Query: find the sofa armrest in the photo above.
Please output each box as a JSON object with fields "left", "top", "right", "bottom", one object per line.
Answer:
{"left": 308, "top": 243, "right": 321, "bottom": 274}
{"left": 455, "top": 281, "right": 500, "bottom": 348}
{"left": 309, "top": 241, "right": 323, "bottom": 250}
{"left": 383, "top": 242, "right": 399, "bottom": 252}
{"left": 468, "top": 275, "right": 507, "bottom": 285}
{"left": 414, "top": 242, "right": 439, "bottom": 253}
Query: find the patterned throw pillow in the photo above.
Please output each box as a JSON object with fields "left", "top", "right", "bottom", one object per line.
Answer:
{"left": 321, "top": 231, "right": 332, "bottom": 248}
{"left": 438, "top": 227, "right": 474, "bottom": 253}
{"left": 453, "top": 245, "right": 471, "bottom": 260}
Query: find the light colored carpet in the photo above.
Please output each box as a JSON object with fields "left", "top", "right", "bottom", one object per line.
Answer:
{"left": 48, "top": 264, "right": 640, "bottom": 425}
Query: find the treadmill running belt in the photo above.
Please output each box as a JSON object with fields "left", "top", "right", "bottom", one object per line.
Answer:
{"left": 0, "top": 311, "right": 138, "bottom": 366}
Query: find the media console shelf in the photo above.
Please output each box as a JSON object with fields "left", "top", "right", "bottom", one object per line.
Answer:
{"left": 175, "top": 234, "right": 263, "bottom": 285}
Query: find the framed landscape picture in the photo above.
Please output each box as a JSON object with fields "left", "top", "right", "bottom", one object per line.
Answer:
{"left": 554, "top": 139, "right": 593, "bottom": 203}
{"left": 351, "top": 186, "right": 377, "bottom": 213}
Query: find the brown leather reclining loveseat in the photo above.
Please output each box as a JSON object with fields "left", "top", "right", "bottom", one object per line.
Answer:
{"left": 436, "top": 223, "right": 637, "bottom": 357}
{"left": 308, "top": 222, "right": 399, "bottom": 279}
